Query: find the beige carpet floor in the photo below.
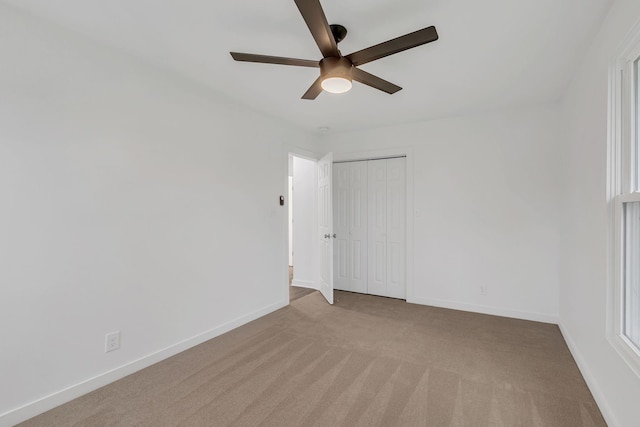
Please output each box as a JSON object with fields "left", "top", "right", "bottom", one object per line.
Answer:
{"left": 289, "top": 265, "right": 315, "bottom": 302}
{"left": 289, "top": 285, "right": 315, "bottom": 302}
{"left": 19, "top": 291, "right": 606, "bottom": 427}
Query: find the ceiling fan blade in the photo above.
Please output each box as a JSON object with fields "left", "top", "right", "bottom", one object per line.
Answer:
{"left": 230, "top": 52, "right": 319, "bottom": 68}
{"left": 302, "top": 76, "right": 324, "bottom": 100}
{"left": 346, "top": 26, "right": 438, "bottom": 66}
{"left": 294, "top": 0, "right": 339, "bottom": 58}
{"left": 352, "top": 68, "right": 402, "bottom": 94}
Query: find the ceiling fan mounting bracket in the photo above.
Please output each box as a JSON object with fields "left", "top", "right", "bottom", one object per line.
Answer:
{"left": 330, "top": 24, "right": 347, "bottom": 44}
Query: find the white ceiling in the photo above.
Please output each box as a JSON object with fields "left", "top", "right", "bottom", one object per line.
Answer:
{"left": 4, "top": 0, "right": 612, "bottom": 132}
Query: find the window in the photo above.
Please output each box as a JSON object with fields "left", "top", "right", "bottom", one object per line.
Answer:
{"left": 625, "top": 58, "right": 640, "bottom": 349}
{"left": 609, "top": 29, "right": 640, "bottom": 376}
{"left": 624, "top": 200, "right": 640, "bottom": 348}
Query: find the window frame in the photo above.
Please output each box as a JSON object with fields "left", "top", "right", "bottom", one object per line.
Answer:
{"left": 608, "top": 25, "right": 640, "bottom": 378}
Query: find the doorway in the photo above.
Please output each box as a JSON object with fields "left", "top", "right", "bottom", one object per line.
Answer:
{"left": 288, "top": 154, "right": 318, "bottom": 301}
{"left": 284, "top": 149, "right": 413, "bottom": 305}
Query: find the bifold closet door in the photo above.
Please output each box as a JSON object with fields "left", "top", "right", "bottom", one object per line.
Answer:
{"left": 334, "top": 158, "right": 405, "bottom": 299}
{"left": 368, "top": 158, "right": 406, "bottom": 299}
{"left": 333, "top": 162, "right": 368, "bottom": 293}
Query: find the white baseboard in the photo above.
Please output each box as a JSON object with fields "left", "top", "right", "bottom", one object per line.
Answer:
{"left": 0, "top": 299, "right": 288, "bottom": 427}
{"left": 558, "top": 322, "right": 618, "bottom": 427}
{"left": 291, "top": 279, "right": 317, "bottom": 290}
{"left": 407, "top": 296, "right": 559, "bottom": 324}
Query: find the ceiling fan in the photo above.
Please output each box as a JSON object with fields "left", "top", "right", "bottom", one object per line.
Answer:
{"left": 230, "top": 0, "right": 438, "bottom": 100}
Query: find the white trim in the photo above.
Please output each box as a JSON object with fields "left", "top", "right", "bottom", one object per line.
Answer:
{"left": 0, "top": 300, "right": 287, "bottom": 427}
{"left": 291, "top": 279, "right": 318, "bottom": 290}
{"left": 613, "top": 194, "right": 640, "bottom": 374}
{"left": 607, "top": 19, "right": 640, "bottom": 380}
{"left": 610, "top": 334, "right": 640, "bottom": 377}
{"left": 282, "top": 138, "right": 321, "bottom": 162}
{"left": 558, "top": 322, "right": 618, "bottom": 427}
{"left": 333, "top": 147, "right": 414, "bottom": 303}
{"left": 409, "top": 296, "right": 558, "bottom": 324}
{"left": 283, "top": 150, "right": 292, "bottom": 306}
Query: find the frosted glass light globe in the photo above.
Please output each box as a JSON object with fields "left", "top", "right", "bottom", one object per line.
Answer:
{"left": 321, "top": 77, "right": 352, "bottom": 94}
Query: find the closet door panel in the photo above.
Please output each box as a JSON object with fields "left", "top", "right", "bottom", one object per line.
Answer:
{"left": 386, "top": 158, "right": 406, "bottom": 299}
{"left": 336, "top": 157, "right": 405, "bottom": 299}
{"left": 349, "top": 162, "right": 368, "bottom": 293}
{"left": 368, "top": 160, "right": 387, "bottom": 297}
{"left": 333, "top": 163, "right": 350, "bottom": 291}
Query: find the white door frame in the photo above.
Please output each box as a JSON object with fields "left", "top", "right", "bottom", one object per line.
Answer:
{"left": 333, "top": 147, "right": 414, "bottom": 302}
{"left": 282, "top": 147, "right": 321, "bottom": 304}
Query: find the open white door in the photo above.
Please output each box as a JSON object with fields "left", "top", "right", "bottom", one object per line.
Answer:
{"left": 318, "top": 152, "right": 334, "bottom": 304}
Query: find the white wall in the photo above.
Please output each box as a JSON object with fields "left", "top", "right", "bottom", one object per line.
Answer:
{"left": 0, "top": 5, "right": 315, "bottom": 424}
{"left": 291, "top": 156, "right": 318, "bottom": 289}
{"left": 322, "top": 104, "right": 563, "bottom": 323}
{"left": 559, "top": 1, "right": 640, "bottom": 426}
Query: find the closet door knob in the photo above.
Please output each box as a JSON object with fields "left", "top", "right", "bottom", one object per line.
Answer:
{"left": 332, "top": 233, "right": 337, "bottom": 238}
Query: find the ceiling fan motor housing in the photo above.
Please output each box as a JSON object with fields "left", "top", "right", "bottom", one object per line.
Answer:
{"left": 320, "top": 57, "right": 353, "bottom": 80}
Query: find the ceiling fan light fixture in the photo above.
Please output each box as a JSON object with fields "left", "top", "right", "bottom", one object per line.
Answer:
{"left": 319, "top": 56, "right": 354, "bottom": 94}
{"left": 321, "top": 76, "right": 352, "bottom": 93}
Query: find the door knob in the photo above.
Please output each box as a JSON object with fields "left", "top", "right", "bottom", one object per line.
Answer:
{"left": 324, "top": 234, "right": 330, "bottom": 238}
{"left": 332, "top": 233, "right": 337, "bottom": 238}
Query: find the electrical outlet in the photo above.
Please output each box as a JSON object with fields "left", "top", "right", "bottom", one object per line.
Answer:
{"left": 105, "top": 331, "right": 121, "bottom": 353}
{"left": 480, "top": 286, "right": 488, "bottom": 296}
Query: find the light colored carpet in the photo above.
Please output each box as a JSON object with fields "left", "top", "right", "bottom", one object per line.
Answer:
{"left": 19, "top": 291, "right": 606, "bottom": 426}
{"left": 289, "top": 265, "right": 315, "bottom": 301}
{"left": 289, "top": 285, "right": 315, "bottom": 302}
